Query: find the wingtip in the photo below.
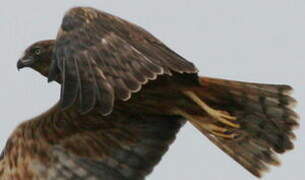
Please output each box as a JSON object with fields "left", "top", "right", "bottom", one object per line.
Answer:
{"left": 48, "top": 58, "right": 61, "bottom": 83}
{"left": 47, "top": 76, "right": 55, "bottom": 83}
{"left": 47, "top": 70, "right": 57, "bottom": 82}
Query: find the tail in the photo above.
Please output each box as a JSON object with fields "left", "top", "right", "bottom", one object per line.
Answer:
{"left": 182, "top": 76, "right": 299, "bottom": 177}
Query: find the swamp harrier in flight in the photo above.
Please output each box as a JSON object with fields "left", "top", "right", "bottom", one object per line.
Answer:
{"left": 0, "top": 7, "right": 299, "bottom": 180}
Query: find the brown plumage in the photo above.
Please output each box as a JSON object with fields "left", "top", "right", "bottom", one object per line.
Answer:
{"left": 1, "top": 6, "right": 298, "bottom": 179}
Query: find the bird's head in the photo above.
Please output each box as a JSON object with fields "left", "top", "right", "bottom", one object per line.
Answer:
{"left": 17, "top": 40, "right": 55, "bottom": 77}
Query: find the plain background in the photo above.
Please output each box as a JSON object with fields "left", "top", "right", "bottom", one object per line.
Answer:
{"left": 1, "top": 0, "right": 304, "bottom": 179}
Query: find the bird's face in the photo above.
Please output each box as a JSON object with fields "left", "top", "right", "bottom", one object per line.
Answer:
{"left": 17, "top": 40, "right": 55, "bottom": 77}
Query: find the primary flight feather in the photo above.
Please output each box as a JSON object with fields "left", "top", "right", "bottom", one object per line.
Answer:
{"left": 1, "top": 7, "right": 298, "bottom": 179}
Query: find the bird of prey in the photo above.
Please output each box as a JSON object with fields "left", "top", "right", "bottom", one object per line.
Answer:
{"left": 0, "top": 6, "right": 298, "bottom": 180}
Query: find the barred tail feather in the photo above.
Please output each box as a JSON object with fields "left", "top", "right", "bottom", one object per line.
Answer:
{"left": 190, "top": 77, "right": 299, "bottom": 177}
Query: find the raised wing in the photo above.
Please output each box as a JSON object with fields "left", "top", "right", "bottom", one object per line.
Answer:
{"left": 0, "top": 104, "right": 185, "bottom": 180}
{"left": 48, "top": 7, "right": 198, "bottom": 114}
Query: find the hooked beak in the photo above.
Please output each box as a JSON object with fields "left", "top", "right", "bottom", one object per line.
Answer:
{"left": 17, "top": 57, "right": 34, "bottom": 70}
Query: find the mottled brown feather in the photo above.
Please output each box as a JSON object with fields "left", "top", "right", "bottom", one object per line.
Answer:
{"left": 0, "top": 103, "right": 185, "bottom": 180}
{"left": 48, "top": 7, "right": 198, "bottom": 114}
{"left": 190, "top": 77, "right": 299, "bottom": 177}
{"left": 10, "top": 6, "right": 299, "bottom": 180}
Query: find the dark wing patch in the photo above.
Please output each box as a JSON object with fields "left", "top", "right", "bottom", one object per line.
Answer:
{"left": 49, "top": 146, "right": 130, "bottom": 180}
{"left": 49, "top": 7, "right": 198, "bottom": 114}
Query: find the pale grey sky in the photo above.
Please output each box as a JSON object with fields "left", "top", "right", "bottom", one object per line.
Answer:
{"left": 1, "top": 0, "right": 304, "bottom": 179}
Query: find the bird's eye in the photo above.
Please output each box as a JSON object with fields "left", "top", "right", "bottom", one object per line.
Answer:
{"left": 34, "top": 48, "right": 41, "bottom": 55}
